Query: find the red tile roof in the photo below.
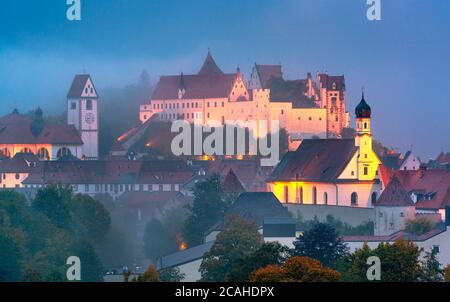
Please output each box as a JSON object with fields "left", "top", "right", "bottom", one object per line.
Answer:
{"left": 383, "top": 169, "right": 450, "bottom": 210}
{"left": 318, "top": 74, "right": 345, "bottom": 92}
{"left": 0, "top": 112, "right": 83, "bottom": 145}
{"left": 375, "top": 176, "right": 414, "bottom": 207}
{"left": 151, "top": 73, "right": 237, "bottom": 100}
{"left": 20, "top": 159, "right": 193, "bottom": 185}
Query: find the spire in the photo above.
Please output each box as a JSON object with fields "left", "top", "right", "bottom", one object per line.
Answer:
{"left": 355, "top": 89, "right": 371, "bottom": 119}
{"left": 198, "top": 50, "right": 223, "bottom": 75}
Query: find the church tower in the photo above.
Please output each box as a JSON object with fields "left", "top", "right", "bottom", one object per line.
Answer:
{"left": 67, "top": 74, "right": 99, "bottom": 159}
{"left": 354, "top": 92, "right": 380, "bottom": 181}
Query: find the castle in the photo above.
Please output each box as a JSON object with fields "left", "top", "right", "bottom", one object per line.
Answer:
{"left": 139, "top": 51, "right": 349, "bottom": 143}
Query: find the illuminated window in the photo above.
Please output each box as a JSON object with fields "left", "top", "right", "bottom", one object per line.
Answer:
{"left": 364, "top": 167, "right": 368, "bottom": 175}
{"left": 20, "top": 148, "right": 33, "bottom": 154}
{"left": 37, "top": 148, "right": 50, "bottom": 160}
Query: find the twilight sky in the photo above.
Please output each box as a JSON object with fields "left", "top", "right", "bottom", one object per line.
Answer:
{"left": 0, "top": 0, "right": 449, "bottom": 160}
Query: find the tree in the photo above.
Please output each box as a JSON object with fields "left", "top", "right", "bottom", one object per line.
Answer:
{"left": 228, "top": 242, "right": 292, "bottom": 282}
{"left": 133, "top": 266, "right": 160, "bottom": 282}
{"left": 249, "top": 265, "right": 286, "bottom": 282}
{"left": 71, "top": 194, "right": 111, "bottom": 240}
{"left": 143, "top": 219, "right": 176, "bottom": 263}
{"left": 294, "top": 222, "right": 348, "bottom": 267}
{"left": 72, "top": 239, "right": 104, "bottom": 282}
{"left": 338, "top": 240, "right": 423, "bottom": 282}
{"left": 183, "top": 175, "right": 231, "bottom": 246}
{"left": 0, "top": 220, "right": 26, "bottom": 282}
{"left": 250, "top": 256, "right": 341, "bottom": 282}
{"left": 420, "top": 248, "right": 443, "bottom": 282}
{"left": 159, "top": 267, "right": 185, "bottom": 282}
{"left": 200, "top": 216, "right": 263, "bottom": 282}
{"left": 32, "top": 185, "right": 72, "bottom": 230}
{"left": 405, "top": 217, "right": 435, "bottom": 235}
{"left": 444, "top": 265, "right": 450, "bottom": 282}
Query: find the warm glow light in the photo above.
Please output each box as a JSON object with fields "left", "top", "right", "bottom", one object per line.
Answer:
{"left": 179, "top": 242, "right": 187, "bottom": 251}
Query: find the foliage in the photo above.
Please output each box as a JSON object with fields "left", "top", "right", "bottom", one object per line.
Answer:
{"left": 338, "top": 240, "right": 423, "bottom": 282}
{"left": 405, "top": 217, "right": 435, "bottom": 236}
{"left": 228, "top": 242, "right": 293, "bottom": 282}
{"left": 295, "top": 213, "right": 374, "bottom": 236}
{"left": 183, "top": 175, "right": 232, "bottom": 246}
{"left": 133, "top": 266, "right": 160, "bottom": 282}
{"left": 144, "top": 219, "right": 176, "bottom": 262}
{"left": 250, "top": 256, "right": 341, "bottom": 282}
{"left": 0, "top": 187, "right": 111, "bottom": 282}
{"left": 200, "top": 216, "right": 263, "bottom": 282}
{"left": 294, "top": 222, "right": 349, "bottom": 267}
{"left": 159, "top": 267, "right": 185, "bottom": 282}
{"left": 444, "top": 265, "right": 450, "bottom": 282}
{"left": 419, "top": 248, "right": 443, "bottom": 282}
{"left": 71, "top": 194, "right": 111, "bottom": 240}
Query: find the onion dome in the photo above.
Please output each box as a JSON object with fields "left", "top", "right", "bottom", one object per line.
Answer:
{"left": 355, "top": 92, "right": 371, "bottom": 118}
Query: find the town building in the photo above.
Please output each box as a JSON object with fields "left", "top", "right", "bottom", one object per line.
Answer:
{"left": 380, "top": 151, "right": 421, "bottom": 171}
{"left": 0, "top": 108, "right": 83, "bottom": 160}
{"left": 0, "top": 74, "right": 99, "bottom": 161}
{"left": 139, "top": 51, "right": 349, "bottom": 142}
{"left": 267, "top": 93, "right": 382, "bottom": 208}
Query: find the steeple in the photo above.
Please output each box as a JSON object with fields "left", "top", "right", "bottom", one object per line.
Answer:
{"left": 198, "top": 50, "right": 223, "bottom": 75}
{"left": 178, "top": 72, "right": 186, "bottom": 99}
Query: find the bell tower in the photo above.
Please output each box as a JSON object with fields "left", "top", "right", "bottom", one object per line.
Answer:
{"left": 354, "top": 91, "right": 380, "bottom": 181}
{"left": 67, "top": 74, "right": 99, "bottom": 159}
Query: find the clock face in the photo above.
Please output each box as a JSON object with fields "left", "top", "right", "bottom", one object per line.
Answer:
{"left": 85, "top": 113, "right": 95, "bottom": 124}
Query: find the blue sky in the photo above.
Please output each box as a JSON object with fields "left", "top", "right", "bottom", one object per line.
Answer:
{"left": 0, "top": 0, "right": 449, "bottom": 160}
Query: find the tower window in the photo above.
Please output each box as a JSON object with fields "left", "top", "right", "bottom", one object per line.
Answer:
{"left": 86, "top": 100, "right": 93, "bottom": 110}
{"left": 364, "top": 122, "right": 368, "bottom": 129}
{"left": 312, "top": 187, "right": 317, "bottom": 204}
{"left": 71, "top": 102, "right": 76, "bottom": 110}
{"left": 284, "top": 186, "right": 289, "bottom": 203}
{"left": 364, "top": 167, "right": 368, "bottom": 175}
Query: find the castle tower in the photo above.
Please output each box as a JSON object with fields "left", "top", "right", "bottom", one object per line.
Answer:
{"left": 354, "top": 92, "right": 380, "bottom": 180}
{"left": 67, "top": 74, "right": 99, "bottom": 159}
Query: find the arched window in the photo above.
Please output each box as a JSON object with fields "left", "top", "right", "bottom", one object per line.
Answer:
{"left": 37, "top": 148, "right": 50, "bottom": 160}
{"left": 351, "top": 192, "right": 358, "bottom": 206}
{"left": 324, "top": 192, "right": 328, "bottom": 205}
{"left": 284, "top": 186, "right": 289, "bottom": 203}
{"left": 364, "top": 167, "right": 368, "bottom": 176}
{"left": 312, "top": 187, "right": 317, "bottom": 204}
{"left": 371, "top": 192, "right": 378, "bottom": 205}
{"left": 0, "top": 148, "right": 11, "bottom": 158}
{"left": 20, "top": 148, "right": 33, "bottom": 154}
{"left": 56, "top": 147, "right": 72, "bottom": 160}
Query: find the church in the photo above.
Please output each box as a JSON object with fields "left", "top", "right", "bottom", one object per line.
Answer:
{"left": 267, "top": 94, "right": 382, "bottom": 208}
{"left": 0, "top": 74, "right": 99, "bottom": 160}
{"left": 139, "top": 51, "right": 348, "bottom": 141}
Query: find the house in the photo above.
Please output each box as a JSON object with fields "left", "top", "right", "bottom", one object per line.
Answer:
{"left": 374, "top": 176, "right": 416, "bottom": 235}
{"left": 267, "top": 93, "right": 382, "bottom": 208}
{"left": 380, "top": 151, "right": 421, "bottom": 171}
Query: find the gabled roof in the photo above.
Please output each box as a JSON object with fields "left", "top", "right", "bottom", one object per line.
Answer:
{"left": 380, "top": 153, "right": 403, "bottom": 170}
{"left": 198, "top": 51, "right": 223, "bottom": 75}
{"left": 221, "top": 169, "right": 245, "bottom": 194}
{"left": 226, "top": 192, "right": 291, "bottom": 227}
{"left": 318, "top": 74, "right": 345, "bottom": 92}
{"left": 383, "top": 169, "right": 450, "bottom": 210}
{"left": 268, "top": 139, "right": 358, "bottom": 182}
{"left": 67, "top": 74, "right": 96, "bottom": 99}
{"left": 151, "top": 73, "right": 237, "bottom": 100}
{"left": 255, "top": 64, "right": 283, "bottom": 88}
{"left": 375, "top": 176, "right": 414, "bottom": 207}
